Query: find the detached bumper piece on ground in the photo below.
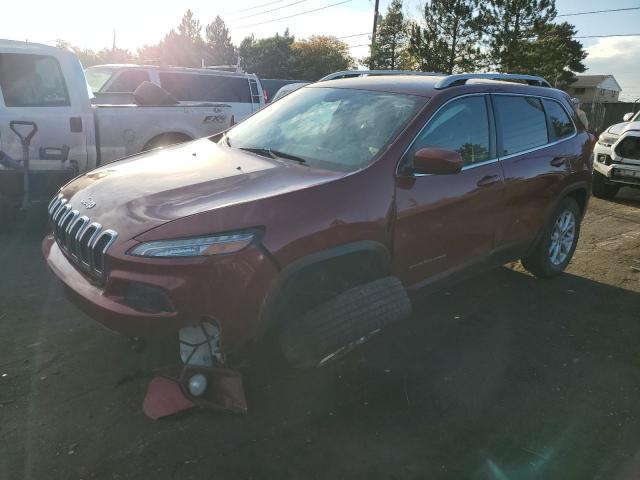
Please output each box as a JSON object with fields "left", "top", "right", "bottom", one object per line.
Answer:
{"left": 143, "top": 366, "right": 248, "bottom": 420}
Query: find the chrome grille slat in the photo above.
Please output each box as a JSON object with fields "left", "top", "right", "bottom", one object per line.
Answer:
{"left": 47, "top": 195, "right": 117, "bottom": 279}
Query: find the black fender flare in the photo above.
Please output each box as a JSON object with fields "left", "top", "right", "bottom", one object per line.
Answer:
{"left": 258, "top": 240, "right": 392, "bottom": 331}
{"left": 526, "top": 181, "right": 590, "bottom": 256}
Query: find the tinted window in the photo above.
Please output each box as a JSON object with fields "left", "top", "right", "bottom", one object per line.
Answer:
{"left": 409, "top": 96, "right": 491, "bottom": 166}
{"left": 542, "top": 99, "right": 575, "bottom": 140}
{"left": 0, "top": 53, "right": 70, "bottom": 107}
{"left": 494, "top": 96, "right": 548, "bottom": 156}
{"left": 159, "top": 73, "right": 251, "bottom": 103}
{"left": 104, "top": 70, "right": 150, "bottom": 92}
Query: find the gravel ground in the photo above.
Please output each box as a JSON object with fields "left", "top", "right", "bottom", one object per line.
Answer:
{"left": 1, "top": 189, "right": 639, "bottom": 480}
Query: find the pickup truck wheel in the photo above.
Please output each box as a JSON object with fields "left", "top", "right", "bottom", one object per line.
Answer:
{"left": 144, "top": 133, "right": 191, "bottom": 151}
{"left": 521, "top": 197, "right": 581, "bottom": 278}
{"left": 592, "top": 171, "right": 619, "bottom": 199}
{"left": 279, "top": 276, "right": 412, "bottom": 368}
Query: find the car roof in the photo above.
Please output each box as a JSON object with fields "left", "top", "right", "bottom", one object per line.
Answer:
{"left": 310, "top": 75, "right": 568, "bottom": 100}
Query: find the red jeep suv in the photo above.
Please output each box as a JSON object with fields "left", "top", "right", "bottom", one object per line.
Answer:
{"left": 43, "top": 73, "right": 593, "bottom": 367}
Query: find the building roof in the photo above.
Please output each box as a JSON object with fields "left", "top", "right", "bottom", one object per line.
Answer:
{"left": 572, "top": 74, "right": 622, "bottom": 91}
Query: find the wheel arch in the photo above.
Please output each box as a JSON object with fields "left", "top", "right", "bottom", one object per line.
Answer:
{"left": 142, "top": 132, "right": 193, "bottom": 152}
{"left": 259, "top": 240, "right": 392, "bottom": 330}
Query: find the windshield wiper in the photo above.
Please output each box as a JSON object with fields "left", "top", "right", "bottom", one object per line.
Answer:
{"left": 239, "top": 147, "right": 306, "bottom": 164}
{"left": 268, "top": 149, "right": 307, "bottom": 164}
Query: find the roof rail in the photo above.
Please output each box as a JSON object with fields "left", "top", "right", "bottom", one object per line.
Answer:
{"left": 319, "top": 70, "right": 442, "bottom": 82}
{"left": 434, "top": 73, "right": 551, "bottom": 89}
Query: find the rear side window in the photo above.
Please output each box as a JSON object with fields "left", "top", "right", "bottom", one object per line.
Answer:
{"left": 104, "top": 70, "right": 150, "bottom": 92}
{"left": 494, "top": 96, "right": 548, "bottom": 156}
{"left": 159, "top": 73, "right": 252, "bottom": 103}
{"left": 0, "top": 53, "right": 70, "bottom": 107}
{"left": 409, "top": 95, "right": 491, "bottom": 166}
{"left": 542, "top": 99, "right": 575, "bottom": 140}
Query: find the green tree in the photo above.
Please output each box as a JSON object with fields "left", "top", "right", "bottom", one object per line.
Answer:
{"left": 290, "top": 36, "right": 354, "bottom": 80}
{"left": 160, "top": 10, "right": 206, "bottom": 67}
{"left": 205, "top": 16, "right": 236, "bottom": 66}
{"left": 368, "top": 0, "right": 408, "bottom": 69}
{"left": 178, "top": 9, "right": 202, "bottom": 42}
{"left": 238, "top": 31, "right": 295, "bottom": 77}
{"left": 408, "top": 0, "right": 482, "bottom": 74}
{"left": 481, "top": 0, "right": 556, "bottom": 72}
{"left": 524, "top": 22, "right": 586, "bottom": 87}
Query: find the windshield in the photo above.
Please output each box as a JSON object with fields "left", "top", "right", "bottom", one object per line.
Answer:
{"left": 223, "top": 87, "right": 426, "bottom": 172}
{"left": 84, "top": 67, "right": 116, "bottom": 92}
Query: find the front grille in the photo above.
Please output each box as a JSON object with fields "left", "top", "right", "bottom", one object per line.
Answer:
{"left": 48, "top": 194, "right": 118, "bottom": 279}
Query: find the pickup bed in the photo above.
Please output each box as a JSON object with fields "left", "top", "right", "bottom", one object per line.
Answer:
{"left": 0, "top": 40, "right": 232, "bottom": 217}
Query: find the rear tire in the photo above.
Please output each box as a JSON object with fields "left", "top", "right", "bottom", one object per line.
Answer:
{"left": 592, "top": 171, "right": 619, "bottom": 199}
{"left": 521, "top": 197, "right": 581, "bottom": 278}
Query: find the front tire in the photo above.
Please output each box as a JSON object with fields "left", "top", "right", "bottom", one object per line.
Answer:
{"left": 592, "top": 171, "right": 619, "bottom": 199}
{"left": 521, "top": 197, "right": 581, "bottom": 278}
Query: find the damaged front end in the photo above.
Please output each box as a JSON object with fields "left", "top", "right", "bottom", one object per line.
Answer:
{"left": 143, "top": 318, "right": 248, "bottom": 419}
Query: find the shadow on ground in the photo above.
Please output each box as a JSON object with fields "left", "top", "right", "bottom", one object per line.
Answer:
{"left": 1, "top": 199, "right": 640, "bottom": 479}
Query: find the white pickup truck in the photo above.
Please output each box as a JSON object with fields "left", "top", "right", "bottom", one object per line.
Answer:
{"left": 0, "top": 40, "right": 232, "bottom": 219}
{"left": 592, "top": 110, "right": 640, "bottom": 199}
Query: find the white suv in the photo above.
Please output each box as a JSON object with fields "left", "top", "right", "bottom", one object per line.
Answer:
{"left": 85, "top": 65, "right": 265, "bottom": 121}
{"left": 592, "top": 110, "right": 640, "bottom": 199}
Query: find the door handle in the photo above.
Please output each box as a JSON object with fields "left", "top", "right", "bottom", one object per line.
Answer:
{"left": 551, "top": 157, "right": 567, "bottom": 167}
{"left": 476, "top": 175, "right": 500, "bottom": 187}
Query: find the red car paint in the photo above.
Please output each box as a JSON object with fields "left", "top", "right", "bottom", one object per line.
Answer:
{"left": 42, "top": 76, "right": 593, "bottom": 355}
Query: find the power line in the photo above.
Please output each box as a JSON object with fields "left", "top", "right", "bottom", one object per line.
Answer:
{"left": 234, "top": 0, "right": 352, "bottom": 29}
{"left": 347, "top": 44, "right": 370, "bottom": 48}
{"left": 229, "top": 0, "right": 311, "bottom": 21}
{"left": 558, "top": 6, "right": 640, "bottom": 17}
{"left": 228, "top": 0, "right": 287, "bottom": 14}
{"left": 337, "top": 32, "right": 370, "bottom": 39}
{"left": 574, "top": 33, "right": 640, "bottom": 38}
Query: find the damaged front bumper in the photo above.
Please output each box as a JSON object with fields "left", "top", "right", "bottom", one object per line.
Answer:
{"left": 42, "top": 234, "right": 280, "bottom": 354}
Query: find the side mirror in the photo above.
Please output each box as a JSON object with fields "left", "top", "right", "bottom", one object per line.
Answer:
{"left": 623, "top": 112, "right": 634, "bottom": 122}
{"left": 412, "top": 147, "right": 463, "bottom": 175}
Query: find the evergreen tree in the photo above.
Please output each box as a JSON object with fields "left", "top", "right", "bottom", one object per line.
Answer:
{"left": 205, "top": 16, "right": 236, "bottom": 66}
{"left": 523, "top": 22, "right": 587, "bottom": 87}
{"left": 481, "top": 0, "right": 556, "bottom": 72}
{"left": 408, "top": 0, "right": 482, "bottom": 74}
{"left": 160, "top": 10, "right": 206, "bottom": 67}
{"left": 368, "top": 0, "right": 408, "bottom": 69}
{"left": 177, "top": 9, "right": 202, "bottom": 42}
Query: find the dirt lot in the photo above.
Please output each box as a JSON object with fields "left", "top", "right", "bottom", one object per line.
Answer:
{"left": 1, "top": 190, "right": 640, "bottom": 480}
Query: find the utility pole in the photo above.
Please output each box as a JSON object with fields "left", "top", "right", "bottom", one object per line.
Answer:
{"left": 371, "top": 0, "right": 380, "bottom": 51}
{"left": 112, "top": 29, "right": 116, "bottom": 51}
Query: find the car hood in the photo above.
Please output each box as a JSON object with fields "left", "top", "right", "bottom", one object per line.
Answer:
{"left": 60, "top": 138, "right": 345, "bottom": 239}
{"left": 607, "top": 121, "right": 640, "bottom": 135}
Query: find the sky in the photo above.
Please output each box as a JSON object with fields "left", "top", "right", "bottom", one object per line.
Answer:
{"left": 2, "top": 0, "right": 639, "bottom": 100}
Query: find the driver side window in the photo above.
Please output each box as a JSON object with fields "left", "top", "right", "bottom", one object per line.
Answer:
{"left": 408, "top": 95, "right": 491, "bottom": 166}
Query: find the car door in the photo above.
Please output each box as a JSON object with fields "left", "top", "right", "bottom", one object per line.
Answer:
{"left": 0, "top": 51, "right": 90, "bottom": 190}
{"left": 394, "top": 94, "right": 505, "bottom": 288}
{"left": 492, "top": 94, "right": 574, "bottom": 247}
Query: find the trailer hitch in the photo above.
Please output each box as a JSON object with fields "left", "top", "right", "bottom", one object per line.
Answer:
{"left": 9, "top": 121, "right": 38, "bottom": 210}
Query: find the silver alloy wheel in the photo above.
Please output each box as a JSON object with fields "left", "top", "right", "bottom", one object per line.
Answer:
{"left": 549, "top": 210, "right": 576, "bottom": 266}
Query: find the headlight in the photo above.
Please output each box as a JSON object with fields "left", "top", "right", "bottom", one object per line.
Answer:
{"left": 598, "top": 132, "right": 618, "bottom": 146}
{"left": 128, "top": 232, "right": 256, "bottom": 258}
